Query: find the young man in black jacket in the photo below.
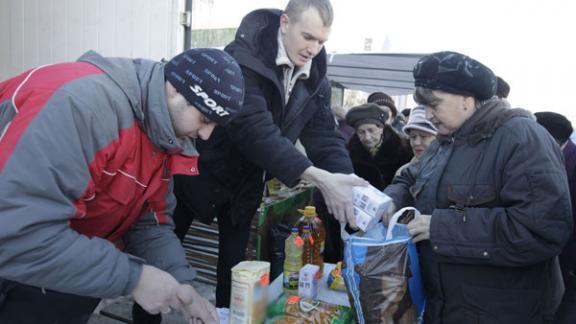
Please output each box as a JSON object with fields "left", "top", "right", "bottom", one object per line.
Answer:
{"left": 174, "top": 0, "right": 365, "bottom": 309}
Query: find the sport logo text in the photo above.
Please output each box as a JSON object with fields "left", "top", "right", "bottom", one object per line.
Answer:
{"left": 189, "top": 84, "right": 230, "bottom": 117}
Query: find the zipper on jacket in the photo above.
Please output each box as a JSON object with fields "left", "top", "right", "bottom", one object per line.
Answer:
{"left": 281, "top": 82, "right": 324, "bottom": 132}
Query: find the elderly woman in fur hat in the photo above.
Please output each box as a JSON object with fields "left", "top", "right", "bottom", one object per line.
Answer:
{"left": 345, "top": 103, "right": 412, "bottom": 191}
{"left": 383, "top": 51, "right": 572, "bottom": 324}
{"left": 367, "top": 91, "right": 407, "bottom": 136}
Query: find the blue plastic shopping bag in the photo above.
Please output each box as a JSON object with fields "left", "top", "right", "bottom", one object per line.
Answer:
{"left": 342, "top": 207, "right": 425, "bottom": 323}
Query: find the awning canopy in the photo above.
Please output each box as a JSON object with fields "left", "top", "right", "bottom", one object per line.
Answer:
{"left": 327, "top": 53, "right": 425, "bottom": 96}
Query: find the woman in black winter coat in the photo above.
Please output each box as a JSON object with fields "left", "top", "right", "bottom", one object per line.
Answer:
{"left": 384, "top": 51, "right": 572, "bottom": 324}
{"left": 345, "top": 103, "right": 413, "bottom": 190}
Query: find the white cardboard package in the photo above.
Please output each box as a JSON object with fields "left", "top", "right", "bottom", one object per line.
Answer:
{"left": 352, "top": 185, "right": 393, "bottom": 232}
{"left": 298, "top": 264, "right": 320, "bottom": 299}
{"left": 229, "top": 261, "right": 270, "bottom": 324}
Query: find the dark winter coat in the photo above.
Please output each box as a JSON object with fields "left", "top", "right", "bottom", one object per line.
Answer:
{"left": 384, "top": 99, "right": 572, "bottom": 323}
{"left": 174, "top": 9, "right": 353, "bottom": 225}
{"left": 347, "top": 126, "right": 413, "bottom": 190}
{"left": 559, "top": 140, "right": 576, "bottom": 282}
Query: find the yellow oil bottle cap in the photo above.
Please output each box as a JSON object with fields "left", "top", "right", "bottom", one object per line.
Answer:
{"left": 298, "top": 206, "right": 317, "bottom": 217}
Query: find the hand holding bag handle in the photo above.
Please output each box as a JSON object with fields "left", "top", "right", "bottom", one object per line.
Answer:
{"left": 386, "top": 207, "right": 421, "bottom": 241}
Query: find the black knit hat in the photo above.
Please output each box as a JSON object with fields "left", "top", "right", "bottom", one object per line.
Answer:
{"left": 496, "top": 76, "right": 510, "bottom": 99}
{"left": 346, "top": 103, "right": 389, "bottom": 129}
{"left": 164, "top": 48, "right": 244, "bottom": 125}
{"left": 534, "top": 111, "right": 573, "bottom": 145}
{"left": 413, "top": 51, "right": 497, "bottom": 100}
{"left": 367, "top": 92, "right": 397, "bottom": 117}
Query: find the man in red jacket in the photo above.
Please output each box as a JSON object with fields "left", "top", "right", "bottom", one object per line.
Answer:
{"left": 0, "top": 48, "right": 244, "bottom": 324}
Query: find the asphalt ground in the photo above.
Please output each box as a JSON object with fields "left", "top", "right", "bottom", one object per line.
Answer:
{"left": 88, "top": 281, "right": 216, "bottom": 324}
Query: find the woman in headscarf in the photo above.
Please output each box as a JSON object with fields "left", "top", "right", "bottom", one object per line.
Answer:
{"left": 383, "top": 51, "right": 572, "bottom": 324}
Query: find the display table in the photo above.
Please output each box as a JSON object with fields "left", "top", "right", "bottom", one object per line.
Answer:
{"left": 217, "top": 263, "right": 350, "bottom": 324}
{"left": 268, "top": 263, "right": 350, "bottom": 307}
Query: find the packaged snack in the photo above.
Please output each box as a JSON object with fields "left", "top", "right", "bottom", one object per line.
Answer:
{"left": 326, "top": 262, "right": 346, "bottom": 292}
{"left": 266, "top": 294, "right": 353, "bottom": 324}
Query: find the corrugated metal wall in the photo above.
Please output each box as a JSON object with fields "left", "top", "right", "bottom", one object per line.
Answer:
{"left": 0, "top": 0, "right": 184, "bottom": 80}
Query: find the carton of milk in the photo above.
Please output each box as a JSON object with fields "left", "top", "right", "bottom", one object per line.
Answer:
{"left": 298, "top": 264, "right": 320, "bottom": 299}
{"left": 352, "top": 185, "right": 393, "bottom": 231}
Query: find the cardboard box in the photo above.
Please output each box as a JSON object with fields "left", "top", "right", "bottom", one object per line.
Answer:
{"left": 298, "top": 264, "right": 319, "bottom": 299}
{"left": 352, "top": 186, "right": 393, "bottom": 231}
{"left": 230, "top": 261, "right": 270, "bottom": 324}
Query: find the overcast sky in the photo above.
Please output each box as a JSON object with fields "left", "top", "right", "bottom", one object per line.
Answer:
{"left": 195, "top": 0, "right": 576, "bottom": 121}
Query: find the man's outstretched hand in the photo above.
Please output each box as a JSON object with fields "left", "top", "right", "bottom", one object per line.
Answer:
{"left": 302, "top": 166, "right": 368, "bottom": 228}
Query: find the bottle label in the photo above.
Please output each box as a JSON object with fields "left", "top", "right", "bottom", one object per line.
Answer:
{"left": 294, "top": 236, "right": 304, "bottom": 247}
{"left": 283, "top": 270, "right": 299, "bottom": 290}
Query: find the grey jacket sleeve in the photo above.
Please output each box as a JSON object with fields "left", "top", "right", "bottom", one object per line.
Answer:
{"left": 0, "top": 95, "right": 143, "bottom": 298}
{"left": 430, "top": 123, "right": 573, "bottom": 266}
{"left": 122, "top": 180, "right": 196, "bottom": 284}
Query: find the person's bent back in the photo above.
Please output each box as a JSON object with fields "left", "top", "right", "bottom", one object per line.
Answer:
{"left": 0, "top": 48, "right": 244, "bottom": 324}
